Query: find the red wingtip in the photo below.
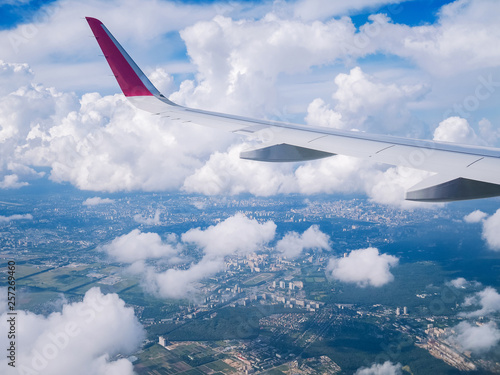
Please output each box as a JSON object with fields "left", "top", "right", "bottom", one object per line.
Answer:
{"left": 86, "top": 17, "right": 154, "bottom": 97}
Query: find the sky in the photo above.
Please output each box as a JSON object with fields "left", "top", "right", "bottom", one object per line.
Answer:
{"left": 1, "top": 0, "right": 500, "bottom": 207}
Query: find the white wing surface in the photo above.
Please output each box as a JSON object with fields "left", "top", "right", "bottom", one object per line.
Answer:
{"left": 86, "top": 17, "right": 500, "bottom": 202}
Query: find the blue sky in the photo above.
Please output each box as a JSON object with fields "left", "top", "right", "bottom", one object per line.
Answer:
{"left": 0, "top": 0, "right": 456, "bottom": 29}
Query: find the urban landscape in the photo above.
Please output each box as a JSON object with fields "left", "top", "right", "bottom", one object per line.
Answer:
{"left": 2, "top": 188, "right": 500, "bottom": 374}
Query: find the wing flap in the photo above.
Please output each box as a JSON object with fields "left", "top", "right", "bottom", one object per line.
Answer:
{"left": 240, "top": 143, "right": 335, "bottom": 162}
{"left": 407, "top": 174, "right": 500, "bottom": 202}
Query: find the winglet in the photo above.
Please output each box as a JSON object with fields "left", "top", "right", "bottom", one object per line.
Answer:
{"left": 86, "top": 17, "right": 160, "bottom": 97}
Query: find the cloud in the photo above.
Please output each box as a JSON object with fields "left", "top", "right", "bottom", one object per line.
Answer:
{"left": 354, "top": 361, "right": 402, "bottom": 375}
{"left": 102, "top": 214, "right": 277, "bottom": 299}
{"left": 100, "top": 229, "right": 179, "bottom": 264}
{"left": 0, "top": 213, "right": 33, "bottom": 223}
{"left": 16, "top": 89, "right": 234, "bottom": 192}
{"left": 293, "top": 0, "right": 405, "bottom": 21}
{"left": 0, "top": 287, "right": 144, "bottom": 375}
{"left": 133, "top": 209, "right": 162, "bottom": 225}
{"left": 433, "top": 117, "right": 482, "bottom": 145}
{"left": 181, "top": 213, "right": 276, "bottom": 258}
{"left": 328, "top": 67, "right": 428, "bottom": 134}
{"left": 481, "top": 209, "right": 500, "bottom": 251}
{"left": 82, "top": 197, "right": 114, "bottom": 206}
{"left": 326, "top": 247, "right": 399, "bottom": 287}
{"left": 461, "top": 287, "right": 500, "bottom": 317}
{"left": 184, "top": 143, "right": 434, "bottom": 208}
{"left": 449, "top": 321, "right": 500, "bottom": 354}
{"left": 463, "top": 210, "right": 488, "bottom": 224}
{"left": 144, "top": 257, "right": 224, "bottom": 299}
{"left": 447, "top": 277, "right": 480, "bottom": 289}
{"left": 0, "top": 60, "right": 34, "bottom": 97}
{"left": 276, "top": 225, "right": 330, "bottom": 259}
{"left": 346, "top": 0, "right": 500, "bottom": 76}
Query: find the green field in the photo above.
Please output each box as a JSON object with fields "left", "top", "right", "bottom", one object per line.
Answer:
{"left": 135, "top": 344, "right": 237, "bottom": 375}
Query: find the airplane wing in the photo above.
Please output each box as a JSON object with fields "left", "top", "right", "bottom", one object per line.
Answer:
{"left": 86, "top": 17, "right": 500, "bottom": 202}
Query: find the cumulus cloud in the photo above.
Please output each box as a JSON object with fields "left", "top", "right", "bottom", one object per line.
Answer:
{"left": 326, "top": 247, "right": 399, "bottom": 287}
{"left": 0, "top": 287, "right": 144, "bottom": 375}
{"left": 0, "top": 213, "right": 33, "bottom": 223}
{"left": 82, "top": 197, "right": 114, "bottom": 206}
{"left": 181, "top": 213, "right": 276, "bottom": 258}
{"left": 0, "top": 60, "right": 33, "bottom": 97}
{"left": 463, "top": 210, "right": 488, "bottom": 224}
{"left": 354, "top": 361, "right": 402, "bottom": 375}
{"left": 101, "top": 214, "right": 277, "bottom": 299}
{"left": 482, "top": 209, "right": 500, "bottom": 251}
{"left": 14, "top": 89, "right": 234, "bottom": 192}
{"left": 461, "top": 287, "right": 500, "bottom": 317}
{"left": 433, "top": 117, "right": 482, "bottom": 145}
{"left": 276, "top": 225, "right": 330, "bottom": 259}
{"left": 100, "top": 229, "right": 179, "bottom": 264}
{"left": 329, "top": 67, "right": 428, "bottom": 134}
{"left": 449, "top": 321, "right": 500, "bottom": 354}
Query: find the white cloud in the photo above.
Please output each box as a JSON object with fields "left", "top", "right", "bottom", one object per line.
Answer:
{"left": 100, "top": 229, "right": 179, "bottom": 264}
{"left": 0, "top": 60, "right": 33, "bottom": 97}
{"left": 0, "top": 287, "right": 144, "bottom": 375}
{"left": 183, "top": 144, "right": 297, "bottom": 197}
{"left": 461, "top": 287, "right": 500, "bottom": 317}
{"left": 330, "top": 67, "right": 428, "bottom": 134}
{"left": 292, "top": 0, "right": 406, "bottom": 21}
{"left": 82, "top": 197, "right": 114, "bottom": 206}
{"left": 0, "top": 213, "right": 33, "bottom": 223}
{"left": 354, "top": 361, "right": 402, "bottom": 375}
{"left": 276, "top": 225, "right": 330, "bottom": 259}
{"left": 181, "top": 213, "right": 276, "bottom": 258}
{"left": 463, "top": 210, "right": 488, "bottom": 223}
{"left": 447, "top": 277, "right": 481, "bottom": 289}
{"left": 449, "top": 277, "right": 468, "bottom": 289}
{"left": 133, "top": 209, "right": 162, "bottom": 225}
{"left": 144, "top": 257, "right": 224, "bottom": 299}
{"left": 326, "top": 247, "right": 399, "bottom": 287}
{"left": 16, "top": 89, "right": 234, "bottom": 192}
{"left": 184, "top": 143, "right": 434, "bottom": 208}
{"left": 482, "top": 209, "right": 500, "bottom": 251}
{"left": 433, "top": 117, "right": 482, "bottom": 145}
{"left": 449, "top": 321, "right": 500, "bottom": 354}
{"left": 305, "top": 98, "right": 344, "bottom": 129}
{"left": 102, "top": 214, "right": 277, "bottom": 299}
